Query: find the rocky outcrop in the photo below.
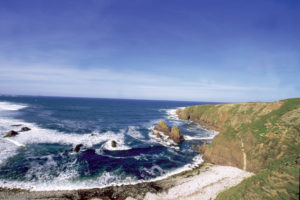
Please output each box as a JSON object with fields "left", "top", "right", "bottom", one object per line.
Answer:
{"left": 177, "top": 98, "right": 300, "bottom": 199}
{"left": 20, "top": 127, "right": 31, "bottom": 132}
{"left": 111, "top": 140, "right": 117, "bottom": 148}
{"left": 170, "top": 126, "right": 184, "bottom": 143}
{"left": 154, "top": 120, "right": 170, "bottom": 133}
{"left": 4, "top": 130, "right": 19, "bottom": 137}
{"left": 3, "top": 127, "right": 31, "bottom": 138}
{"left": 154, "top": 120, "right": 184, "bottom": 143}
{"left": 74, "top": 144, "right": 83, "bottom": 152}
{"left": 196, "top": 142, "right": 207, "bottom": 154}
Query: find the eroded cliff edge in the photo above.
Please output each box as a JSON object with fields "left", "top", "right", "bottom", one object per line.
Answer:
{"left": 177, "top": 98, "right": 300, "bottom": 199}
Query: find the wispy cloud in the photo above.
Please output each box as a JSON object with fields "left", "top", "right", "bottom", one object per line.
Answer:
{"left": 1, "top": 62, "right": 294, "bottom": 102}
{"left": 0, "top": 64, "right": 173, "bottom": 84}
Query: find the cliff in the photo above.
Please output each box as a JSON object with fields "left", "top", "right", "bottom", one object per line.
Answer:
{"left": 177, "top": 98, "right": 300, "bottom": 199}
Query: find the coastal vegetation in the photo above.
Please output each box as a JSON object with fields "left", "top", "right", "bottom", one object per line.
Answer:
{"left": 177, "top": 98, "right": 300, "bottom": 199}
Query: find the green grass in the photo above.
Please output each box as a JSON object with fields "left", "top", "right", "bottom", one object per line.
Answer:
{"left": 223, "top": 126, "right": 238, "bottom": 139}
{"left": 245, "top": 107, "right": 254, "bottom": 115}
{"left": 216, "top": 99, "right": 300, "bottom": 199}
{"left": 196, "top": 104, "right": 214, "bottom": 114}
{"left": 217, "top": 156, "right": 300, "bottom": 200}
{"left": 182, "top": 98, "right": 300, "bottom": 200}
{"left": 229, "top": 104, "right": 241, "bottom": 114}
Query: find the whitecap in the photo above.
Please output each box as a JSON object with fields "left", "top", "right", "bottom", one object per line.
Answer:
{"left": 142, "top": 165, "right": 165, "bottom": 177}
{"left": 0, "top": 117, "right": 133, "bottom": 164}
{"left": 148, "top": 129, "right": 180, "bottom": 150}
{"left": 0, "top": 153, "right": 204, "bottom": 191}
{"left": 8, "top": 123, "right": 128, "bottom": 149}
{"left": 4, "top": 138, "right": 25, "bottom": 147}
{"left": 102, "top": 139, "right": 132, "bottom": 151}
{"left": 126, "top": 126, "right": 145, "bottom": 140}
{"left": 0, "top": 144, "right": 205, "bottom": 191}
{"left": 0, "top": 137, "right": 19, "bottom": 165}
{"left": 0, "top": 101, "right": 27, "bottom": 111}
{"left": 160, "top": 107, "right": 185, "bottom": 120}
{"left": 0, "top": 170, "right": 137, "bottom": 191}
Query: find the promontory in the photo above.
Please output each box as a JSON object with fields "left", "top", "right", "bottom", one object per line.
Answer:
{"left": 177, "top": 98, "right": 300, "bottom": 199}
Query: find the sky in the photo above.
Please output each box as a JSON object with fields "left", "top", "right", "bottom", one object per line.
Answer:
{"left": 0, "top": 0, "right": 299, "bottom": 102}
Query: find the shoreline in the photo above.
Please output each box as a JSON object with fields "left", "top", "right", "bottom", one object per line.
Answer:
{"left": 0, "top": 102, "right": 254, "bottom": 199}
{"left": 0, "top": 163, "right": 253, "bottom": 200}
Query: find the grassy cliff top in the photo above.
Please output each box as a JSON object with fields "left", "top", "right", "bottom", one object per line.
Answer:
{"left": 177, "top": 98, "right": 300, "bottom": 200}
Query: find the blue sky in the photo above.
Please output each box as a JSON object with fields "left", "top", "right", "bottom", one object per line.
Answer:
{"left": 0, "top": 0, "right": 299, "bottom": 102}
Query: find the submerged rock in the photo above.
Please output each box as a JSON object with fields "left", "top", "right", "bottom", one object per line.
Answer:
{"left": 74, "top": 144, "right": 83, "bottom": 152}
{"left": 154, "top": 120, "right": 184, "bottom": 143}
{"left": 20, "top": 127, "right": 31, "bottom": 132}
{"left": 111, "top": 140, "right": 117, "bottom": 148}
{"left": 11, "top": 124, "right": 23, "bottom": 127}
{"left": 4, "top": 130, "right": 19, "bottom": 137}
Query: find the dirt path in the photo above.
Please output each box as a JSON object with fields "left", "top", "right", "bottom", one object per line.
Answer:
{"left": 240, "top": 138, "right": 247, "bottom": 171}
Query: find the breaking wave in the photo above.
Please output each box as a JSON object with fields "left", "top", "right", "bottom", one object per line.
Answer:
{"left": 0, "top": 98, "right": 216, "bottom": 191}
{"left": 0, "top": 101, "right": 27, "bottom": 111}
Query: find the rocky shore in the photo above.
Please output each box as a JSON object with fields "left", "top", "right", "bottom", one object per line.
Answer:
{"left": 0, "top": 117, "right": 251, "bottom": 200}
{"left": 2, "top": 98, "right": 298, "bottom": 200}
{"left": 0, "top": 119, "right": 252, "bottom": 200}
{"left": 0, "top": 163, "right": 252, "bottom": 200}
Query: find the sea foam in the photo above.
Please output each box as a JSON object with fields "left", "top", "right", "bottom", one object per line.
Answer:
{"left": 0, "top": 101, "right": 27, "bottom": 111}
{"left": 0, "top": 101, "right": 218, "bottom": 191}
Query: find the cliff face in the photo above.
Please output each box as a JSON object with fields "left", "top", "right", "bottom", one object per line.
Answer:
{"left": 177, "top": 98, "right": 300, "bottom": 199}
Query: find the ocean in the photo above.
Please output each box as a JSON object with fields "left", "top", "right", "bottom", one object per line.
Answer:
{"left": 0, "top": 96, "right": 218, "bottom": 191}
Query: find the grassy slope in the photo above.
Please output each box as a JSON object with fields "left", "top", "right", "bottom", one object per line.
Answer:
{"left": 177, "top": 98, "right": 300, "bottom": 200}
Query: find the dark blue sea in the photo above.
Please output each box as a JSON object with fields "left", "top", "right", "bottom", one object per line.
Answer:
{"left": 0, "top": 96, "right": 218, "bottom": 190}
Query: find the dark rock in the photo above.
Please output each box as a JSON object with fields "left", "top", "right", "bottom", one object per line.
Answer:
{"left": 20, "top": 127, "right": 31, "bottom": 132}
{"left": 74, "top": 144, "right": 83, "bottom": 152}
{"left": 111, "top": 140, "right": 117, "bottom": 148}
{"left": 4, "top": 130, "right": 19, "bottom": 137}
{"left": 11, "top": 124, "right": 22, "bottom": 127}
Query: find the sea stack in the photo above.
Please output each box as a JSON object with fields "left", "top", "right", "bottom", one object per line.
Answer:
{"left": 154, "top": 120, "right": 184, "bottom": 143}
{"left": 154, "top": 120, "right": 170, "bottom": 133}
